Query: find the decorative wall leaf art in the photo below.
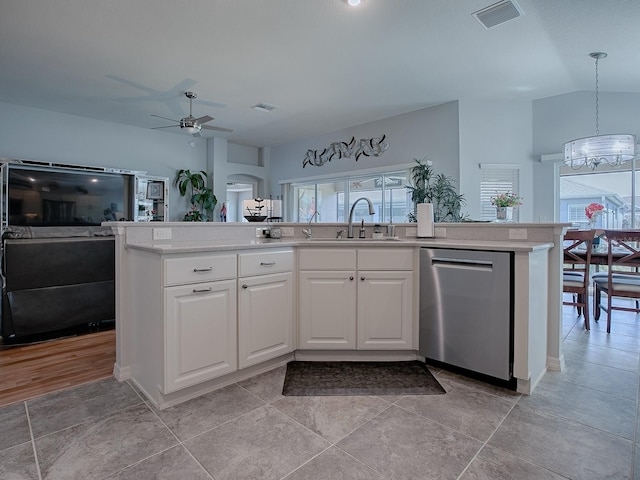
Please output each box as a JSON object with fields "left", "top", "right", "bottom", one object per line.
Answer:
{"left": 302, "top": 134, "right": 389, "bottom": 168}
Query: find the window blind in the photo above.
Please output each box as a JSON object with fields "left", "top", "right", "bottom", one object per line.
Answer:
{"left": 479, "top": 164, "right": 520, "bottom": 221}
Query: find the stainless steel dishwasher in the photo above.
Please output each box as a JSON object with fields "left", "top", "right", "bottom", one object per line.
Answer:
{"left": 419, "top": 248, "right": 513, "bottom": 381}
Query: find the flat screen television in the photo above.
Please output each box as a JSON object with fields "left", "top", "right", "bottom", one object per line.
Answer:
{"left": 7, "top": 165, "right": 133, "bottom": 226}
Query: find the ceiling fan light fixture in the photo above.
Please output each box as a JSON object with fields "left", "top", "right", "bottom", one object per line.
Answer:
{"left": 346, "top": 0, "right": 361, "bottom": 6}
{"left": 180, "top": 116, "right": 202, "bottom": 135}
{"left": 563, "top": 52, "right": 637, "bottom": 170}
{"left": 182, "top": 125, "right": 199, "bottom": 135}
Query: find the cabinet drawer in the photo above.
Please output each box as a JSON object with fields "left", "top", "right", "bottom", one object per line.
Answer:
{"left": 358, "top": 248, "right": 414, "bottom": 270}
{"left": 299, "top": 248, "right": 357, "bottom": 270}
{"left": 238, "top": 249, "right": 293, "bottom": 277}
{"left": 164, "top": 254, "right": 237, "bottom": 286}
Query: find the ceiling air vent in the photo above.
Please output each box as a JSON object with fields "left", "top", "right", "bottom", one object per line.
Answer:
{"left": 252, "top": 102, "right": 278, "bottom": 113}
{"left": 472, "top": 0, "right": 523, "bottom": 29}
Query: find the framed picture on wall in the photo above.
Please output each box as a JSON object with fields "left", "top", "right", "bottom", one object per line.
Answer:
{"left": 146, "top": 181, "right": 164, "bottom": 200}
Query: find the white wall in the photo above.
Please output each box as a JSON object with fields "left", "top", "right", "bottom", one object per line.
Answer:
{"left": 7, "top": 91, "right": 637, "bottom": 225}
{"left": 458, "top": 99, "right": 533, "bottom": 221}
{"left": 532, "top": 91, "right": 640, "bottom": 221}
{"left": 228, "top": 143, "right": 260, "bottom": 166}
{"left": 209, "top": 138, "right": 266, "bottom": 218}
{"left": 0, "top": 102, "right": 207, "bottom": 221}
{"left": 268, "top": 100, "right": 537, "bottom": 223}
{"left": 268, "top": 102, "right": 460, "bottom": 198}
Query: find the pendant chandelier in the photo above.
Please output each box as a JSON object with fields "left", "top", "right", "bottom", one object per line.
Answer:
{"left": 563, "top": 52, "right": 636, "bottom": 170}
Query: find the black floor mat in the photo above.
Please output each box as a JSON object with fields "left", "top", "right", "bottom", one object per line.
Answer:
{"left": 282, "top": 360, "right": 446, "bottom": 396}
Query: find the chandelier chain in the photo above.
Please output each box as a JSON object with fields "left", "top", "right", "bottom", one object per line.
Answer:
{"left": 594, "top": 56, "right": 600, "bottom": 137}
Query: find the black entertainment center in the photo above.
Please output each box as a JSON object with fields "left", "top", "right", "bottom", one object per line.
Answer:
{"left": 0, "top": 160, "right": 134, "bottom": 343}
{"left": 1, "top": 229, "right": 115, "bottom": 342}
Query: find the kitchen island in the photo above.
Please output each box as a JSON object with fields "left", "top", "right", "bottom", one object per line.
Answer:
{"left": 107, "top": 221, "right": 566, "bottom": 409}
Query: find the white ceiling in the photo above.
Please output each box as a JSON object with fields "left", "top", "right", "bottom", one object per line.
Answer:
{"left": 1, "top": 0, "right": 639, "bottom": 148}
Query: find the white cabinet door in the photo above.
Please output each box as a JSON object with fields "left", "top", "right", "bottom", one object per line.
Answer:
{"left": 357, "top": 271, "right": 413, "bottom": 349}
{"left": 164, "top": 280, "right": 237, "bottom": 393}
{"left": 299, "top": 270, "right": 357, "bottom": 349}
{"left": 238, "top": 271, "right": 294, "bottom": 368}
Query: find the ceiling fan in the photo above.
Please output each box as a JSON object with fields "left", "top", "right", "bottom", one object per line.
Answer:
{"left": 151, "top": 91, "right": 233, "bottom": 136}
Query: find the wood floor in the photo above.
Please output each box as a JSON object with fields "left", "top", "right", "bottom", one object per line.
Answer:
{"left": 0, "top": 330, "right": 116, "bottom": 407}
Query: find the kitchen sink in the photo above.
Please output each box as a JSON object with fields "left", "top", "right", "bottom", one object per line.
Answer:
{"left": 307, "top": 237, "right": 403, "bottom": 242}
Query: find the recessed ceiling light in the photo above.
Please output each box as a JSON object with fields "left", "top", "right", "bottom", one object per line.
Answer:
{"left": 346, "top": 0, "right": 361, "bottom": 6}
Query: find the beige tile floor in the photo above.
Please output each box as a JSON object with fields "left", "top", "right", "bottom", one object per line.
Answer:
{"left": 1, "top": 299, "right": 639, "bottom": 480}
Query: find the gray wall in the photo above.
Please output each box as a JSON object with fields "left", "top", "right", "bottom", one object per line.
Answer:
{"left": 268, "top": 101, "right": 460, "bottom": 201}
{"left": 0, "top": 101, "right": 207, "bottom": 221}
{"left": 458, "top": 99, "right": 533, "bottom": 220}
{"left": 269, "top": 100, "right": 537, "bottom": 222}
{"left": 532, "top": 91, "right": 640, "bottom": 221}
{"left": 3, "top": 90, "right": 638, "bottom": 225}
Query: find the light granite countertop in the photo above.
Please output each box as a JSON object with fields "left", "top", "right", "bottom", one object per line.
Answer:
{"left": 126, "top": 237, "right": 553, "bottom": 255}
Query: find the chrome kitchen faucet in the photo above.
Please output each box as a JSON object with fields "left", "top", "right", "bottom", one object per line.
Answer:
{"left": 347, "top": 197, "right": 375, "bottom": 238}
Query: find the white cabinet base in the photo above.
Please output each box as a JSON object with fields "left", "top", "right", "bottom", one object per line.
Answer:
{"left": 357, "top": 271, "right": 413, "bottom": 349}
{"left": 294, "top": 350, "right": 418, "bottom": 362}
{"left": 164, "top": 280, "right": 237, "bottom": 393}
{"left": 299, "top": 271, "right": 357, "bottom": 349}
{"left": 238, "top": 272, "right": 294, "bottom": 369}
{"left": 134, "top": 353, "right": 294, "bottom": 410}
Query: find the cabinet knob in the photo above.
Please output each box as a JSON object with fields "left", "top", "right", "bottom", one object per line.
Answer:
{"left": 360, "top": 276, "right": 365, "bottom": 281}
{"left": 349, "top": 276, "right": 354, "bottom": 281}
{"left": 242, "top": 284, "right": 248, "bottom": 289}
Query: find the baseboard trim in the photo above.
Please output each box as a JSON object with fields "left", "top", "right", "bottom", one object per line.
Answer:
{"left": 113, "top": 363, "right": 131, "bottom": 381}
{"left": 547, "top": 354, "right": 565, "bottom": 372}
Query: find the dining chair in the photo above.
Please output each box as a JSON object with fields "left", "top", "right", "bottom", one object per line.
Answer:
{"left": 593, "top": 230, "right": 640, "bottom": 333}
{"left": 562, "top": 229, "right": 595, "bottom": 330}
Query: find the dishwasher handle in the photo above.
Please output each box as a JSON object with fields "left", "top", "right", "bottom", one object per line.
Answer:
{"left": 431, "top": 257, "right": 493, "bottom": 271}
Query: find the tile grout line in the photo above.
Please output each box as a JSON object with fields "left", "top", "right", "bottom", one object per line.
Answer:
{"left": 97, "top": 387, "right": 216, "bottom": 480}
{"left": 516, "top": 391, "right": 636, "bottom": 442}
{"left": 328, "top": 402, "right": 397, "bottom": 480}
{"left": 24, "top": 401, "right": 43, "bottom": 480}
{"left": 541, "top": 368, "right": 638, "bottom": 403}
{"left": 454, "top": 396, "right": 525, "bottom": 480}
{"left": 275, "top": 445, "right": 335, "bottom": 480}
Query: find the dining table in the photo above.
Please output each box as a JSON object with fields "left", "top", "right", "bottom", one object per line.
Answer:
{"left": 569, "top": 239, "right": 640, "bottom": 268}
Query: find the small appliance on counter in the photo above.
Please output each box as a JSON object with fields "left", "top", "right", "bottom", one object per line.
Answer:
{"left": 417, "top": 203, "right": 435, "bottom": 238}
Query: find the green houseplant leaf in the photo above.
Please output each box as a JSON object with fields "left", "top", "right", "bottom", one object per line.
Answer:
{"left": 175, "top": 170, "right": 218, "bottom": 222}
{"left": 407, "top": 158, "right": 466, "bottom": 222}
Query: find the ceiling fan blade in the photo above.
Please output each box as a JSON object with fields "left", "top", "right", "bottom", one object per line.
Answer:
{"left": 150, "top": 125, "right": 178, "bottom": 130}
{"left": 197, "top": 98, "right": 226, "bottom": 109}
{"left": 195, "top": 115, "right": 214, "bottom": 124}
{"left": 202, "top": 124, "right": 234, "bottom": 133}
{"left": 151, "top": 114, "right": 179, "bottom": 122}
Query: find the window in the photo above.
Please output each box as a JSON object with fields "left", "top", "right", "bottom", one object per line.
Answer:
{"left": 479, "top": 164, "right": 520, "bottom": 221}
{"left": 559, "top": 164, "right": 631, "bottom": 229}
{"left": 567, "top": 204, "right": 588, "bottom": 224}
{"left": 286, "top": 170, "right": 411, "bottom": 223}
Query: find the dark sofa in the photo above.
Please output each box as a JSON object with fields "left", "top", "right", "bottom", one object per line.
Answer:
{"left": 1, "top": 226, "right": 115, "bottom": 342}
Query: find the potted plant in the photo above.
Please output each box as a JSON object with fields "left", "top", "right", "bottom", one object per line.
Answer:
{"left": 406, "top": 158, "right": 466, "bottom": 222}
{"left": 585, "top": 202, "right": 604, "bottom": 228}
{"left": 175, "top": 169, "right": 217, "bottom": 221}
{"left": 491, "top": 192, "right": 522, "bottom": 222}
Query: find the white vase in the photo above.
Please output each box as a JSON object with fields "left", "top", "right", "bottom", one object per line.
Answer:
{"left": 496, "top": 206, "right": 513, "bottom": 222}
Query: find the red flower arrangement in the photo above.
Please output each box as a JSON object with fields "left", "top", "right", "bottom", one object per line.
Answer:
{"left": 585, "top": 202, "right": 604, "bottom": 220}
